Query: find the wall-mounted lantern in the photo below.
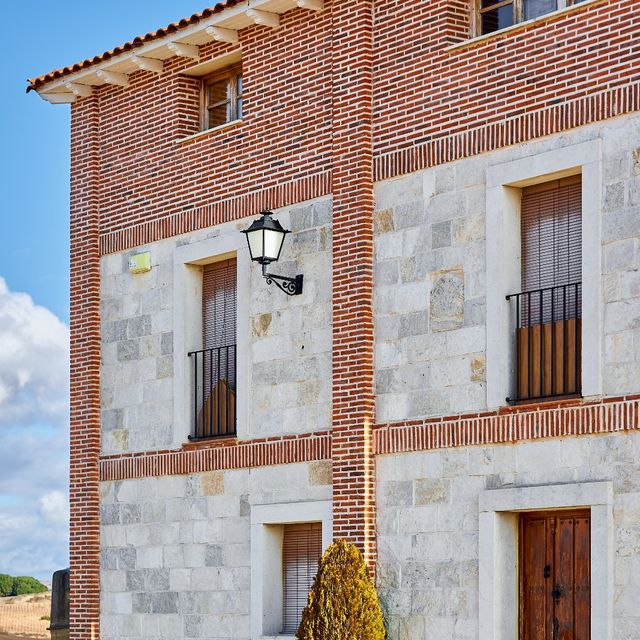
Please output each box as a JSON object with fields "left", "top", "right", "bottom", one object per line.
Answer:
{"left": 242, "top": 210, "right": 303, "bottom": 296}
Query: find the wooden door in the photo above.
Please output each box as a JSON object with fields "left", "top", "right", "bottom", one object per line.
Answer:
{"left": 520, "top": 510, "right": 590, "bottom": 640}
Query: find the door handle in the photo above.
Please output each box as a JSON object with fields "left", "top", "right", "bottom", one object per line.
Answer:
{"left": 553, "top": 618, "right": 559, "bottom": 640}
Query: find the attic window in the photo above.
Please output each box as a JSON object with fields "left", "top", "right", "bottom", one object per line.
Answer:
{"left": 202, "top": 65, "right": 243, "bottom": 131}
{"left": 476, "top": 0, "right": 588, "bottom": 36}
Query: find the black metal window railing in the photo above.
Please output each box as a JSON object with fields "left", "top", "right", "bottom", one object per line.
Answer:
{"left": 188, "top": 345, "right": 237, "bottom": 439}
{"left": 506, "top": 282, "right": 582, "bottom": 402}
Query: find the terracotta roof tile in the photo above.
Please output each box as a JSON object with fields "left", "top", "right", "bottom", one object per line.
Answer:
{"left": 27, "top": 1, "right": 239, "bottom": 91}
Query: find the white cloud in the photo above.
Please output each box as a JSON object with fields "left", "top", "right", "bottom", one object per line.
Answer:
{"left": 0, "top": 277, "right": 69, "bottom": 428}
{"left": 0, "top": 278, "right": 69, "bottom": 580}
{"left": 39, "top": 490, "right": 70, "bottom": 525}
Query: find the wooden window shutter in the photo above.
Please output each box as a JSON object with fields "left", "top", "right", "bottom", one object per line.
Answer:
{"left": 521, "top": 176, "right": 582, "bottom": 296}
{"left": 282, "top": 523, "right": 322, "bottom": 635}
{"left": 196, "top": 258, "right": 237, "bottom": 438}
{"left": 203, "top": 258, "right": 236, "bottom": 350}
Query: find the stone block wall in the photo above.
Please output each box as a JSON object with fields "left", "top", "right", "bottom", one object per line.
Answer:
{"left": 99, "top": 461, "right": 332, "bottom": 639}
{"left": 376, "top": 431, "right": 640, "bottom": 640}
{"left": 374, "top": 114, "right": 640, "bottom": 423}
{"left": 100, "top": 198, "right": 332, "bottom": 454}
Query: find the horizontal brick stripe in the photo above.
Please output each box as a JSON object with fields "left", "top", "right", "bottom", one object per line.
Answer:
{"left": 100, "top": 431, "right": 331, "bottom": 481}
{"left": 99, "top": 171, "right": 332, "bottom": 255}
{"left": 374, "top": 396, "right": 640, "bottom": 456}
{"left": 99, "top": 398, "right": 639, "bottom": 481}
{"left": 374, "top": 80, "right": 640, "bottom": 182}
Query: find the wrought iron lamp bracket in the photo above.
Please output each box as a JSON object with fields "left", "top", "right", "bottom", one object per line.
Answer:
{"left": 261, "top": 264, "right": 303, "bottom": 296}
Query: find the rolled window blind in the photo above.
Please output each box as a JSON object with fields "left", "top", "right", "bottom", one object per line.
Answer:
{"left": 521, "top": 176, "right": 582, "bottom": 322}
{"left": 282, "top": 523, "right": 322, "bottom": 635}
{"left": 202, "top": 258, "right": 237, "bottom": 350}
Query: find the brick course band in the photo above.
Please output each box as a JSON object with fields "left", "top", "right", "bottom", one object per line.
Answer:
{"left": 97, "top": 398, "right": 639, "bottom": 482}
{"left": 99, "top": 431, "right": 331, "bottom": 481}
{"left": 374, "top": 396, "right": 640, "bottom": 456}
{"left": 374, "top": 80, "right": 640, "bottom": 182}
{"left": 99, "top": 171, "right": 332, "bottom": 255}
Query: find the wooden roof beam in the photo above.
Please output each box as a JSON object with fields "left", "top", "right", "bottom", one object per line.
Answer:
{"left": 246, "top": 8, "right": 280, "bottom": 29}
{"left": 296, "top": 0, "right": 324, "bottom": 10}
{"left": 204, "top": 26, "right": 239, "bottom": 43}
{"left": 96, "top": 69, "right": 130, "bottom": 87}
{"left": 64, "top": 82, "right": 93, "bottom": 97}
{"left": 167, "top": 42, "right": 200, "bottom": 60}
{"left": 131, "top": 54, "right": 164, "bottom": 74}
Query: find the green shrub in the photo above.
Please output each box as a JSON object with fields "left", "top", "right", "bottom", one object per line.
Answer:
{"left": 0, "top": 574, "right": 13, "bottom": 597}
{"left": 297, "top": 539, "right": 386, "bottom": 640}
{"left": 0, "top": 574, "right": 49, "bottom": 596}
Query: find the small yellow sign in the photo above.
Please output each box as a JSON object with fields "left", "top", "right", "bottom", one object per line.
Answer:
{"left": 128, "top": 252, "right": 151, "bottom": 274}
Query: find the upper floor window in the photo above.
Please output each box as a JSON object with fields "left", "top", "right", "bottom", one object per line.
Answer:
{"left": 202, "top": 66, "right": 243, "bottom": 131}
{"left": 188, "top": 258, "right": 237, "bottom": 439}
{"left": 507, "top": 176, "right": 582, "bottom": 402}
{"left": 476, "top": 0, "right": 588, "bottom": 36}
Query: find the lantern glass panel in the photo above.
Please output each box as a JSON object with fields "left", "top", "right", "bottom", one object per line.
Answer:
{"left": 263, "top": 228, "right": 285, "bottom": 262}
{"left": 246, "top": 229, "right": 264, "bottom": 262}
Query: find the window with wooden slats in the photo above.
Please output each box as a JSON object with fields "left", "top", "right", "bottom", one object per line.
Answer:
{"left": 195, "top": 258, "right": 237, "bottom": 437}
{"left": 511, "top": 176, "right": 582, "bottom": 401}
{"left": 282, "top": 523, "right": 322, "bottom": 635}
{"left": 521, "top": 176, "right": 582, "bottom": 323}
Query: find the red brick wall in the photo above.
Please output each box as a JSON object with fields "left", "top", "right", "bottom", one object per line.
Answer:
{"left": 373, "top": 0, "right": 637, "bottom": 157}
{"left": 69, "top": 98, "right": 101, "bottom": 640}
{"left": 330, "top": 0, "right": 377, "bottom": 568}
{"left": 96, "top": 5, "right": 332, "bottom": 237}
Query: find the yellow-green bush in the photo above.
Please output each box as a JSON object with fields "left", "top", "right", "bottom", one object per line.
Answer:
{"left": 297, "top": 539, "right": 386, "bottom": 640}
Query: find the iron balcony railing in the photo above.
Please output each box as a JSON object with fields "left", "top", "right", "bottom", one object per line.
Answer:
{"left": 187, "top": 345, "right": 237, "bottom": 439}
{"left": 506, "top": 282, "right": 582, "bottom": 403}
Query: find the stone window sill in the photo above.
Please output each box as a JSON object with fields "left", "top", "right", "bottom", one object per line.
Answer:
{"left": 445, "top": 0, "right": 606, "bottom": 53}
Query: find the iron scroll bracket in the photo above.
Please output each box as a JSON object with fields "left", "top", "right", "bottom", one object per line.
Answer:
{"left": 261, "top": 264, "right": 303, "bottom": 296}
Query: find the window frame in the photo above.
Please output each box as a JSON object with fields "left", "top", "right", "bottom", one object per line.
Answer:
{"left": 485, "top": 139, "right": 603, "bottom": 410}
{"left": 200, "top": 65, "right": 243, "bottom": 132}
{"left": 251, "top": 501, "right": 332, "bottom": 639}
{"left": 478, "top": 482, "right": 613, "bottom": 640}
{"left": 173, "top": 230, "right": 251, "bottom": 445}
{"left": 473, "top": 0, "right": 586, "bottom": 37}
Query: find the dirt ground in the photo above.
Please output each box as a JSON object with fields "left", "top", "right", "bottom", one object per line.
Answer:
{"left": 0, "top": 593, "right": 50, "bottom": 639}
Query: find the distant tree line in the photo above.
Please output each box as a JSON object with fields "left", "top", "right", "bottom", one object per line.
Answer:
{"left": 0, "top": 574, "right": 48, "bottom": 596}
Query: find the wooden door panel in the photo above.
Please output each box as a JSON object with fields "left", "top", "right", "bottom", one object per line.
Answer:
{"left": 520, "top": 510, "right": 590, "bottom": 640}
{"left": 573, "top": 515, "right": 591, "bottom": 640}
{"left": 521, "top": 516, "right": 551, "bottom": 640}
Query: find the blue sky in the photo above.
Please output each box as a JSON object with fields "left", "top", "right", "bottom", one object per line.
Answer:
{"left": 0, "top": 2, "right": 212, "bottom": 582}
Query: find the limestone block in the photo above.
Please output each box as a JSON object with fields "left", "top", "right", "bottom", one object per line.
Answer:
{"left": 308, "top": 461, "right": 332, "bottom": 486}
{"left": 379, "top": 481, "right": 414, "bottom": 507}
{"left": 430, "top": 269, "right": 464, "bottom": 332}
{"left": 415, "top": 479, "right": 451, "bottom": 505}
{"left": 604, "top": 182, "right": 625, "bottom": 212}
{"left": 605, "top": 299, "right": 640, "bottom": 333}
{"left": 375, "top": 260, "right": 400, "bottom": 286}
{"left": 604, "top": 239, "right": 639, "bottom": 274}
{"left": 376, "top": 230, "right": 405, "bottom": 260}
{"left": 393, "top": 200, "right": 428, "bottom": 230}
{"left": 374, "top": 208, "right": 395, "bottom": 235}
{"left": 606, "top": 332, "right": 635, "bottom": 364}
{"left": 452, "top": 213, "right": 485, "bottom": 245}
{"left": 375, "top": 172, "right": 426, "bottom": 211}
{"left": 431, "top": 220, "right": 452, "bottom": 249}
